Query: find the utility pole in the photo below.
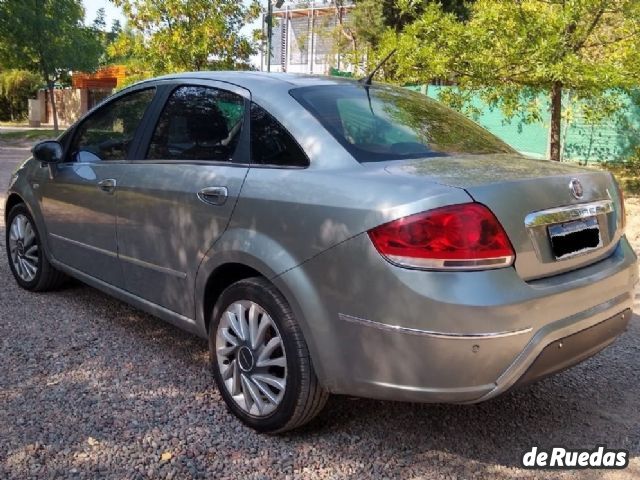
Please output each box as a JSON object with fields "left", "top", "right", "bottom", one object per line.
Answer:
{"left": 266, "top": 0, "right": 285, "bottom": 72}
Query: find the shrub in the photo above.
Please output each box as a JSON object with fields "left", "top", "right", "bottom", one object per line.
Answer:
{"left": 0, "top": 70, "right": 42, "bottom": 121}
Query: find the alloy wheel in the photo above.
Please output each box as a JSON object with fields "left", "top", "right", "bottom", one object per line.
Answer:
{"left": 215, "top": 300, "right": 287, "bottom": 417}
{"left": 8, "top": 214, "right": 39, "bottom": 283}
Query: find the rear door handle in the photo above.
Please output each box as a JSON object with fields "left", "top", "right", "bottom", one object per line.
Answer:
{"left": 98, "top": 178, "right": 117, "bottom": 194}
{"left": 198, "top": 186, "right": 228, "bottom": 206}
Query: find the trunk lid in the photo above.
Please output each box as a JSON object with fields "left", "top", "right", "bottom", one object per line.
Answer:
{"left": 385, "top": 154, "right": 625, "bottom": 280}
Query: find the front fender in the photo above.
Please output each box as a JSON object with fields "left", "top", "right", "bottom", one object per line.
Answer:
{"left": 5, "top": 159, "right": 53, "bottom": 261}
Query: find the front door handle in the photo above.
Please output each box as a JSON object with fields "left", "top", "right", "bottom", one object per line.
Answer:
{"left": 98, "top": 178, "right": 117, "bottom": 194}
{"left": 198, "top": 186, "right": 228, "bottom": 206}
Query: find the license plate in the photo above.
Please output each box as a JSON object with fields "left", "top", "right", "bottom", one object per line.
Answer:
{"left": 548, "top": 217, "right": 602, "bottom": 260}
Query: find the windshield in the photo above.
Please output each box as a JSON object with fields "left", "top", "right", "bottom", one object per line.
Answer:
{"left": 290, "top": 84, "right": 515, "bottom": 163}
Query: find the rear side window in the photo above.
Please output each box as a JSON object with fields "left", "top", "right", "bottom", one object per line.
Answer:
{"left": 69, "top": 88, "right": 155, "bottom": 162}
{"left": 147, "top": 85, "right": 245, "bottom": 161}
{"left": 250, "top": 102, "right": 308, "bottom": 167}
{"left": 290, "top": 85, "right": 514, "bottom": 163}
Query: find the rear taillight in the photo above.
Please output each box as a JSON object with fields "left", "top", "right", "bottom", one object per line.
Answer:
{"left": 368, "top": 203, "right": 515, "bottom": 271}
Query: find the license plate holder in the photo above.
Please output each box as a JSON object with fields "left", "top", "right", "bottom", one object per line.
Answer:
{"left": 548, "top": 217, "right": 602, "bottom": 260}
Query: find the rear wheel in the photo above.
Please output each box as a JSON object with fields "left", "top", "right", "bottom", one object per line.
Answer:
{"left": 6, "top": 204, "right": 66, "bottom": 291}
{"left": 209, "top": 277, "right": 328, "bottom": 433}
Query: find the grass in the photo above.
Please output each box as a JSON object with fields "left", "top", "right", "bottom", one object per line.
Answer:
{"left": 0, "top": 120, "right": 32, "bottom": 127}
{"left": 0, "top": 129, "right": 58, "bottom": 141}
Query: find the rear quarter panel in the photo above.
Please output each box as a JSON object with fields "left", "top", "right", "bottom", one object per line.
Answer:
{"left": 193, "top": 165, "right": 472, "bottom": 340}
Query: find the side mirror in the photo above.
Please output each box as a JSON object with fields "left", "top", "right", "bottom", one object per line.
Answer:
{"left": 32, "top": 140, "right": 63, "bottom": 164}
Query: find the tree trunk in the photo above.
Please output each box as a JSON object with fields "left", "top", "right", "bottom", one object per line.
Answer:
{"left": 47, "top": 82, "right": 59, "bottom": 133}
{"left": 549, "top": 80, "right": 562, "bottom": 162}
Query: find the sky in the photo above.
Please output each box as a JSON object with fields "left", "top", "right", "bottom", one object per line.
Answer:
{"left": 82, "top": 0, "right": 125, "bottom": 26}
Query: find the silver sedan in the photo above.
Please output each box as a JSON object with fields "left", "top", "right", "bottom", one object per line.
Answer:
{"left": 5, "top": 72, "right": 638, "bottom": 432}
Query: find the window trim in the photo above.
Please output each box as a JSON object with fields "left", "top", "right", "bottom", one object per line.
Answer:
{"left": 63, "top": 86, "right": 157, "bottom": 164}
{"left": 248, "top": 100, "right": 310, "bottom": 169}
{"left": 141, "top": 83, "right": 251, "bottom": 164}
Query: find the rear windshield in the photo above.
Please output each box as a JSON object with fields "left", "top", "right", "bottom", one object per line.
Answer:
{"left": 290, "top": 84, "right": 514, "bottom": 163}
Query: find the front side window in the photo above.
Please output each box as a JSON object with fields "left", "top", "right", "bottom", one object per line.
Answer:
{"left": 250, "top": 102, "right": 308, "bottom": 167}
{"left": 69, "top": 88, "right": 155, "bottom": 162}
{"left": 147, "top": 86, "right": 245, "bottom": 161}
{"left": 290, "top": 85, "right": 515, "bottom": 163}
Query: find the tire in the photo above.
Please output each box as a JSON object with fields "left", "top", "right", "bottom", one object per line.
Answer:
{"left": 6, "top": 203, "right": 66, "bottom": 291}
{"left": 209, "top": 277, "right": 328, "bottom": 433}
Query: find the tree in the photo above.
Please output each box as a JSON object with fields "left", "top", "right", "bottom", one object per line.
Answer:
{"left": 0, "top": 0, "right": 103, "bottom": 132}
{"left": 92, "top": 7, "right": 107, "bottom": 31}
{"left": 92, "top": 7, "right": 124, "bottom": 66}
{"left": 111, "top": 0, "right": 261, "bottom": 76}
{"left": 333, "top": 0, "right": 473, "bottom": 76}
{"left": 365, "top": 0, "right": 472, "bottom": 34}
{"left": 105, "top": 25, "right": 145, "bottom": 87}
{"left": 393, "top": 0, "right": 640, "bottom": 161}
{"left": 111, "top": 19, "right": 123, "bottom": 37}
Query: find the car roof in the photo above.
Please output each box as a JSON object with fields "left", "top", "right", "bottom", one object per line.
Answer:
{"left": 136, "top": 71, "right": 358, "bottom": 92}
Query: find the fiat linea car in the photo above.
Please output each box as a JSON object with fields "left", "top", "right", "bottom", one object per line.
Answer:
{"left": 5, "top": 72, "right": 638, "bottom": 433}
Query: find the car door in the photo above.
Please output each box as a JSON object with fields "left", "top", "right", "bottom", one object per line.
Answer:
{"left": 39, "top": 87, "right": 157, "bottom": 286}
{"left": 115, "top": 81, "right": 250, "bottom": 318}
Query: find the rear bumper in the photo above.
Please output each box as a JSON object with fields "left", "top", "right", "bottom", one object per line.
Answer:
{"left": 334, "top": 294, "right": 633, "bottom": 404}
{"left": 469, "top": 307, "right": 632, "bottom": 403}
{"left": 277, "top": 233, "right": 638, "bottom": 403}
{"left": 513, "top": 309, "right": 631, "bottom": 388}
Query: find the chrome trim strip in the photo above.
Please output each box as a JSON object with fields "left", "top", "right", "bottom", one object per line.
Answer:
{"left": 385, "top": 254, "right": 514, "bottom": 271}
{"left": 119, "top": 254, "right": 187, "bottom": 279}
{"left": 368, "top": 379, "right": 496, "bottom": 395}
{"left": 49, "top": 233, "right": 118, "bottom": 258}
{"left": 524, "top": 200, "right": 614, "bottom": 227}
{"left": 338, "top": 313, "right": 532, "bottom": 339}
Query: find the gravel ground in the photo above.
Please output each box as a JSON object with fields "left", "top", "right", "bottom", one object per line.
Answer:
{"left": 1, "top": 143, "right": 639, "bottom": 479}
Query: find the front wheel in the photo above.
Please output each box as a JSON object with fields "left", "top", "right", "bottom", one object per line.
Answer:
{"left": 209, "top": 277, "right": 328, "bottom": 433}
{"left": 6, "top": 203, "right": 66, "bottom": 291}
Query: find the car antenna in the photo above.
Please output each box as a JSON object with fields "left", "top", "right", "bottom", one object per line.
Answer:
{"left": 359, "top": 48, "right": 397, "bottom": 86}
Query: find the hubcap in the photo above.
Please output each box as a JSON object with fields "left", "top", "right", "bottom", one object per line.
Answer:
{"left": 237, "top": 346, "right": 254, "bottom": 372}
{"left": 8, "top": 214, "right": 39, "bottom": 282}
{"left": 215, "top": 300, "right": 287, "bottom": 417}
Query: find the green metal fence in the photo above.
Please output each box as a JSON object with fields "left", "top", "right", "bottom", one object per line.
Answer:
{"left": 405, "top": 85, "right": 640, "bottom": 163}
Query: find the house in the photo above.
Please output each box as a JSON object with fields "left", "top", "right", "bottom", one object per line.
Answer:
{"left": 29, "top": 66, "right": 126, "bottom": 127}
